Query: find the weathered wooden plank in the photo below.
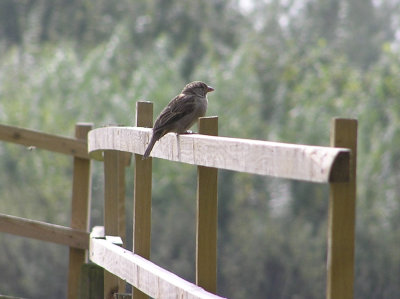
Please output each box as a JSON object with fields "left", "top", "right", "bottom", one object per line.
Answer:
{"left": 117, "top": 152, "right": 129, "bottom": 293}
{"left": 118, "top": 154, "right": 129, "bottom": 247}
{"left": 326, "top": 118, "right": 357, "bottom": 299}
{"left": 196, "top": 117, "right": 218, "bottom": 293}
{"left": 133, "top": 101, "right": 153, "bottom": 299}
{"left": 104, "top": 150, "right": 122, "bottom": 298}
{"left": 78, "top": 263, "right": 104, "bottom": 299}
{"left": 89, "top": 237, "right": 226, "bottom": 299}
{"left": 88, "top": 126, "right": 350, "bottom": 183}
{"left": 0, "top": 213, "right": 89, "bottom": 249}
{"left": 0, "top": 123, "right": 89, "bottom": 159}
{"left": 68, "top": 123, "right": 93, "bottom": 299}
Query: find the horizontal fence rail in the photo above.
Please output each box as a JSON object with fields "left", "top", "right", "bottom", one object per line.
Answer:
{"left": 0, "top": 123, "right": 90, "bottom": 159}
{"left": 0, "top": 213, "right": 89, "bottom": 249}
{"left": 90, "top": 227, "right": 226, "bottom": 299}
{"left": 88, "top": 126, "right": 350, "bottom": 183}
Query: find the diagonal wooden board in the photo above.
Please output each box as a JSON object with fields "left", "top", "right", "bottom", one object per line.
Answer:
{"left": 90, "top": 235, "right": 226, "bottom": 299}
{"left": 0, "top": 213, "right": 89, "bottom": 249}
{"left": 0, "top": 123, "right": 89, "bottom": 159}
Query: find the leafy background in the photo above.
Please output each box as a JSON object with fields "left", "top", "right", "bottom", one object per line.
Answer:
{"left": 0, "top": 0, "right": 400, "bottom": 298}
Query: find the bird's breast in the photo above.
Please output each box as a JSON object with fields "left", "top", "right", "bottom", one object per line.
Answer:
{"left": 196, "top": 97, "right": 208, "bottom": 117}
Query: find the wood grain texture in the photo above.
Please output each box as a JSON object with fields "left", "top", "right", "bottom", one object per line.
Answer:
{"left": 88, "top": 126, "right": 350, "bottom": 183}
{"left": 0, "top": 213, "right": 89, "bottom": 249}
{"left": 196, "top": 117, "right": 218, "bottom": 293}
{"left": 0, "top": 123, "right": 89, "bottom": 159}
{"left": 326, "top": 118, "right": 357, "bottom": 299}
{"left": 104, "top": 150, "right": 122, "bottom": 298}
{"left": 118, "top": 154, "right": 129, "bottom": 247}
{"left": 68, "top": 123, "right": 93, "bottom": 299}
{"left": 90, "top": 237, "right": 226, "bottom": 299}
{"left": 133, "top": 101, "right": 153, "bottom": 299}
{"left": 78, "top": 263, "right": 104, "bottom": 299}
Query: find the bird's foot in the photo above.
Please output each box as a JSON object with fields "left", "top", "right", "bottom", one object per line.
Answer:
{"left": 179, "top": 130, "right": 195, "bottom": 134}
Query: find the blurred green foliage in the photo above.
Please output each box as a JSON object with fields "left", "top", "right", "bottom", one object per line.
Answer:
{"left": 0, "top": 0, "right": 400, "bottom": 298}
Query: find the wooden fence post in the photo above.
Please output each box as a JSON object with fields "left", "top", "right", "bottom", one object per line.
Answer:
{"left": 327, "top": 118, "right": 357, "bottom": 299}
{"left": 132, "top": 101, "right": 153, "bottom": 299}
{"left": 78, "top": 263, "right": 104, "bottom": 299}
{"left": 196, "top": 116, "right": 218, "bottom": 293}
{"left": 118, "top": 153, "right": 130, "bottom": 247}
{"left": 104, "top": 150, "right": 123, "bottom": 298}
{"left": 118, "top": 152, "right": 131, "bottom": 294}
{"left": 68, "top": 123, "right": 93, "bottom": 299}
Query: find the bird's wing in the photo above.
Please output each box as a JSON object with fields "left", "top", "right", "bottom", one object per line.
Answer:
{"left": 153, "top": 94, "right": 197, "bottom": 132}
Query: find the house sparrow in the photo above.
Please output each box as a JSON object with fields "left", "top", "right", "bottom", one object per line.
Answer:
{"left": 143, "top": 81, "right": 214, "bottom": 159}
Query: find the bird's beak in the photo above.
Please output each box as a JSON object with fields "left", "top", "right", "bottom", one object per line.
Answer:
{"left": 207, "top": 86, "right": 215, "bottom": 93}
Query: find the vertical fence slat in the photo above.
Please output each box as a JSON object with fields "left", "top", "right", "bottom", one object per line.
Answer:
{"left": 132, "top": 101, "right": 153, "bottom": 299}
{"left": 68, "top": 123, "right": 93, "bottom": 299}
{"left": 327, "top": 118, "right": 357, "bottom": 299}
{"left": 118, "top": 152, "right": 131, "bottom": 293}
{"left": 196, "top": 116, "right": 219, "bottom": 294}
{"left": 118, "top": 153, "right": 131, "bottom": 247}
{"left": 104, "top": 150, "right": 121, "bottom": 298}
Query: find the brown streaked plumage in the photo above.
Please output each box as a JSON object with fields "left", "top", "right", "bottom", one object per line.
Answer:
{"left": 143, "top": 81, "right": 214, "bottom": 159}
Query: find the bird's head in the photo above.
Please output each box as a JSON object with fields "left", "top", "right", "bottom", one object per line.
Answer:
{"left": 182, "top": 81, "right": 214, "bottom": 97}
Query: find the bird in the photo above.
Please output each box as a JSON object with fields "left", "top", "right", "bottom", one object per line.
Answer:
{"left": 142, "top": 81, "right": 214, "bottom": 159}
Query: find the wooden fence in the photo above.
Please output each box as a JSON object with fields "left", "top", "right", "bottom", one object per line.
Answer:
{"left": 87, "top": 101, "right": 357, "bottom": 299}
{"left": 0, "top": 123, "right": 93, "bottom": 299}
{"left": 0, "top": 101, "right": 357, "bottom": 299}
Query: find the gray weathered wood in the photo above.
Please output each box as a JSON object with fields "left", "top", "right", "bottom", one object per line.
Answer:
{"left": 89, "top": 237, "right": 226, "bottom": 299}
{"left": 88, "top": 126, "right": 350, "bottom": 183}
{"left": 0, "top": 213, "right": 88, "bottom": 249}
{"left": 0, "top": 123, "right": 89, "bottom": 159}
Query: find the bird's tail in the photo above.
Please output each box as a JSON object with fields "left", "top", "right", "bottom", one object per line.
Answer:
{"left": 143, "top": 133, "right": 159, "bottom": 159}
